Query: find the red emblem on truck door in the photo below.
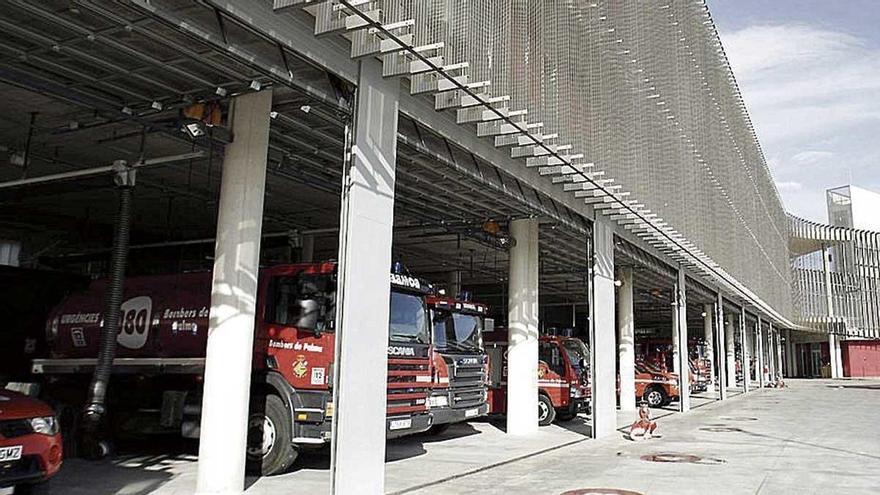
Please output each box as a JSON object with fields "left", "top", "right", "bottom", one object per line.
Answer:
{"left": 292, "top": 355, "right": 309, "bottom": 378}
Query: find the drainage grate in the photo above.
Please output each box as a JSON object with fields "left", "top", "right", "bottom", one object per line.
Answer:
{"left": 641, "top": 453, "right": 726, "bottom": 465}
{"left": 718, "top": 416, "right": 758, "bottom": 421}
{"left": 560, "top": 490, "right": 645, "bottom": 495}
{"left": 700, "top": 426, "right": 743, "bottom": 433}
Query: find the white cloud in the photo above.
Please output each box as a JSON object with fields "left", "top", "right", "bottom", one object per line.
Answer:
{"left": 720, "top": 24, "right": 880, "bottom": 221}
{"left": 776, "top": 181, "right": 803, "bottom": 191}
{"left": 790, "top": 151, "right": 833, "bottom": 165}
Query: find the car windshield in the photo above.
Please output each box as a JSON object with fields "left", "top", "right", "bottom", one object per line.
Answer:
{"left": 562, "top": 339, "right": 589, "bottom": 375}
{"left": 389, "top": 291, "right": 429, "bottom": 344}
{"left": 432, "top": 310, "right": 483, "bottom": 352}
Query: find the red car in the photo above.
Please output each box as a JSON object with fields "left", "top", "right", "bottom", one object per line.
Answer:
{"left": 0, "top": 390, "right": 62, "bottom": 492}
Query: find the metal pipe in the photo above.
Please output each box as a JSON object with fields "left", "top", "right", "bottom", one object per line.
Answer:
{"left": 0, "top": 151, "right": 205, "bottom": 190}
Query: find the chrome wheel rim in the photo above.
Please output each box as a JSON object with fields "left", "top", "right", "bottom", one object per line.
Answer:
{"left": 247, "top": 415, "right": 276, "bottom": 458}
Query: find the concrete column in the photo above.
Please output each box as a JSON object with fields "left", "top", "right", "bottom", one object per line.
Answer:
{"left": 671, "top": 292, "right": 680, "bottom": 376}
{"left": 617, "top": 265, "right": 636, "bottom": 412}
{"left": 447, "top": 270, "right": 462, "bottom": 298}
{"left": 703, "top": 303, "right": 715, "bottom": 394}
{"left": 675, "top": 268, "right": 690, "bottom": 413}
{"left": 821, "top": 244, "right": 842, "bottom": 379}
{"left": 756, "top": 318, "right": 765, "bottom": 388}
{"left": 507, "top": 218, "right": 540, "bottom": 436}
{"left": 741, "top": 309, "right": 750, "bottom": 392}
{"left": 330, "top": 58, "right": 399, "bottom": 495}
{"left": 725, "top": 314, "right": 736, "bottom": 389}
{"left": 714, "top": 294, "right": 727, "bottom": 400}
{"left": 196, "top": 90, "right": 272, "bottom": 495}
{"left": 300, "top": 234, "right": 315, "bottom": 262}
{"left": 785, "top": 329, "right": 796, "bottom": 377}
{"left": 831, "top": 335, "right": 844, "bottom": 378}
{"left": 767, "top": 324, "right": 776, "bottom": 380}
{"left": 591, "top": 217, "right": 617, "bottom": 437}
{"left": 776, "top": 330, "right": 784, "bottom": 380}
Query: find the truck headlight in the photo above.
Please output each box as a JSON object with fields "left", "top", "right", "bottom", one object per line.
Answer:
{"left": 570, "top": 385, "right": 583, "bottom": 399}
{"left": 30, "top": 416, "right": 59, "bottom": 435}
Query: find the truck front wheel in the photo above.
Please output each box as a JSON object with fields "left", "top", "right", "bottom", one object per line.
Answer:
{"left": 247, "top": 394, "right": 298, "bottom": 476}
{"left": 643, "top": 386, "right": 667, "bottom": 408}
{"left": 537, "top": 394, "right": 556, "bottom": 426}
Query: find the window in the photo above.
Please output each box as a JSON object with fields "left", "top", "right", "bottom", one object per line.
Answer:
{"left": 389, "top": 292, "right": 428, "bottom": 344}
{"left": 267, "top": 274, "right": 334, "bottom": 331}
{"left": 269, "top": 276, "right": 299, "bottom": 326}
{"left": 539, "top": 342, "right": 566, "bottom": 377}
{"left": 433, "top": 311, "right": 483, "bottom": 351}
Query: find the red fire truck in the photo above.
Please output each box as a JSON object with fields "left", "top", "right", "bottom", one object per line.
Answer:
{"left": 425, "top": 295, "right": 490, "bottom": 433}
{"left": 636, "top": 337, "right": 702, "bottom": 394}
{"left": 32, "top": 262, "right": 439, "bottom": 475}
{"left": 634, "top": 359, "right": 680, "bottom": 408}
{"left": 483, "top": 332, "right": 590, "bottom": 426}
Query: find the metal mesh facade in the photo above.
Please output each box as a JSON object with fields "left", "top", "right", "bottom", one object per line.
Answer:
{"left": 300, "top": 0, "right": 794, "bottom": 319}
{"left": 790, "top": 215, "right": 880, "bottom": 338}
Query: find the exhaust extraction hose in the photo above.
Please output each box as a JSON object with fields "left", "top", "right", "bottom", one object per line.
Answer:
{"left": 83, "top": 166, "right": 134, "bottom": 428}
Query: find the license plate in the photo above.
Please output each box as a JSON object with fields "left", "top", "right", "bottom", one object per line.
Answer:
{"left": 389, "top": 418, "right": 412, "bottom": 431}
{"left": 465, "top": 408, "right": 479, "bottom": 418}
{"left": 0, "top": 446, "right": 22, "bottom": 462}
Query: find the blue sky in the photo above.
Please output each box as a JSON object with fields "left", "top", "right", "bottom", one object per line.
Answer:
{"left": 707, "top": 1, "right": 880, "bottom": 222}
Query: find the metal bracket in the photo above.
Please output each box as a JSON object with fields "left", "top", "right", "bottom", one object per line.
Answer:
{"left": 112, "top": 160, "right": 136, "bottom": 187}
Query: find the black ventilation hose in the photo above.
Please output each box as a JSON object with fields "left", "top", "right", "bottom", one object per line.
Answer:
{"left": 81, "top": 184, "right": 133, "bottom": 445}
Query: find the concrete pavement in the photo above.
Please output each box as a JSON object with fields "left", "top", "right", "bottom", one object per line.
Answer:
{"left": 40, "top": 379, "right": 880, "bottom": 494}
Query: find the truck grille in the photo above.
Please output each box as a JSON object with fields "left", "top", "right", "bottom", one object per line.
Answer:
{"left": 449, "top": 355, "right": 488, "bottom": 409}
{"left": 387, "top": 357, "right": 431, "bottom": 415}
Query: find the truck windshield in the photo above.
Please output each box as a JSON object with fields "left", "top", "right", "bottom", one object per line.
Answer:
{"left": 562, "top": 339, "right": 589, "bottom": 376}
{"left": 432, "top": 310, "right": 483, "bottom": 352}
{"left": 389, "top": 291, "right": 429, "bottom": 344}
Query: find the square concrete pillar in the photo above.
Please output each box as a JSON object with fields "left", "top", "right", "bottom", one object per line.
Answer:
{"left": 725, "top": 313, "right": 736, "bottom": 389}
{"left": 830, "top": 334, "right": 844, "bottom": 378}
{"left": 196, "top": 89, "right": 272, "bottom": 495}
{"left": 714, "top": 293, "right": 727, "bottom": 400}
{"left": 591, "top": 217, "right": 617, "bottom": 437}
{"left": 617, "top": 265, "right": 636, "bottom": 412}
{"left": 672, "top": 292, "right": 680, "bottom": 377}
{"left": 757, "top": 318, "right": 765, "bottom": 388}
{"left": 674, "top": 268, "right": 690, "bottom": 412}
{"left": 507, "top": 217, "right": 540, "bottom": 436}
{"left": 741, "top": 309, "right": 750, "bottom": 393}
{"left": 703, "top": 303, "right": 716, "bottom": 394}
{"left": 330, "top": 58, "right": 399, "bottom": 495}
{"left": 785, "top": 329, "right": 797, "bottom": 377}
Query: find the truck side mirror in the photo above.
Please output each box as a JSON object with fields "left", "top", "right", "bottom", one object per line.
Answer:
{"left": 295, "top": 299, "right": 321, "bottom": 333}
{"left": 579, "top": 357, "right": 588, "bottom": 370}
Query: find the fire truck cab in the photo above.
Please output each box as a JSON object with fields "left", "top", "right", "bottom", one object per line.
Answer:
{"left": 425, "top": 295, "right": 490, "bottom": 433}
{"left": 484, "top": 332, "right": 590, "bottom": 426}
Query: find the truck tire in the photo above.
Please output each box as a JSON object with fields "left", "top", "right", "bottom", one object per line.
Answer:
{"left": 643, "top": 386, "right": 667, "bottom": 409}
{"left": 246, "top": 395, "right": 297, "bottom": 476}
{"left": 556, "top": 407, "right": 577, "bottom": 422}
{"left": 538, "top": 394, "right": 556, "bottom": 426}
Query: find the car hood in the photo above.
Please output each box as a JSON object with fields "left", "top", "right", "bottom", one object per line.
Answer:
{"left": 0, "top": 390, "right": 54, "bottom": 420}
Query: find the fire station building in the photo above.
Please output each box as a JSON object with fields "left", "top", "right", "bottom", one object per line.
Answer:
{"left": 0, "top": 1, "right": 878, "bottom": 494}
